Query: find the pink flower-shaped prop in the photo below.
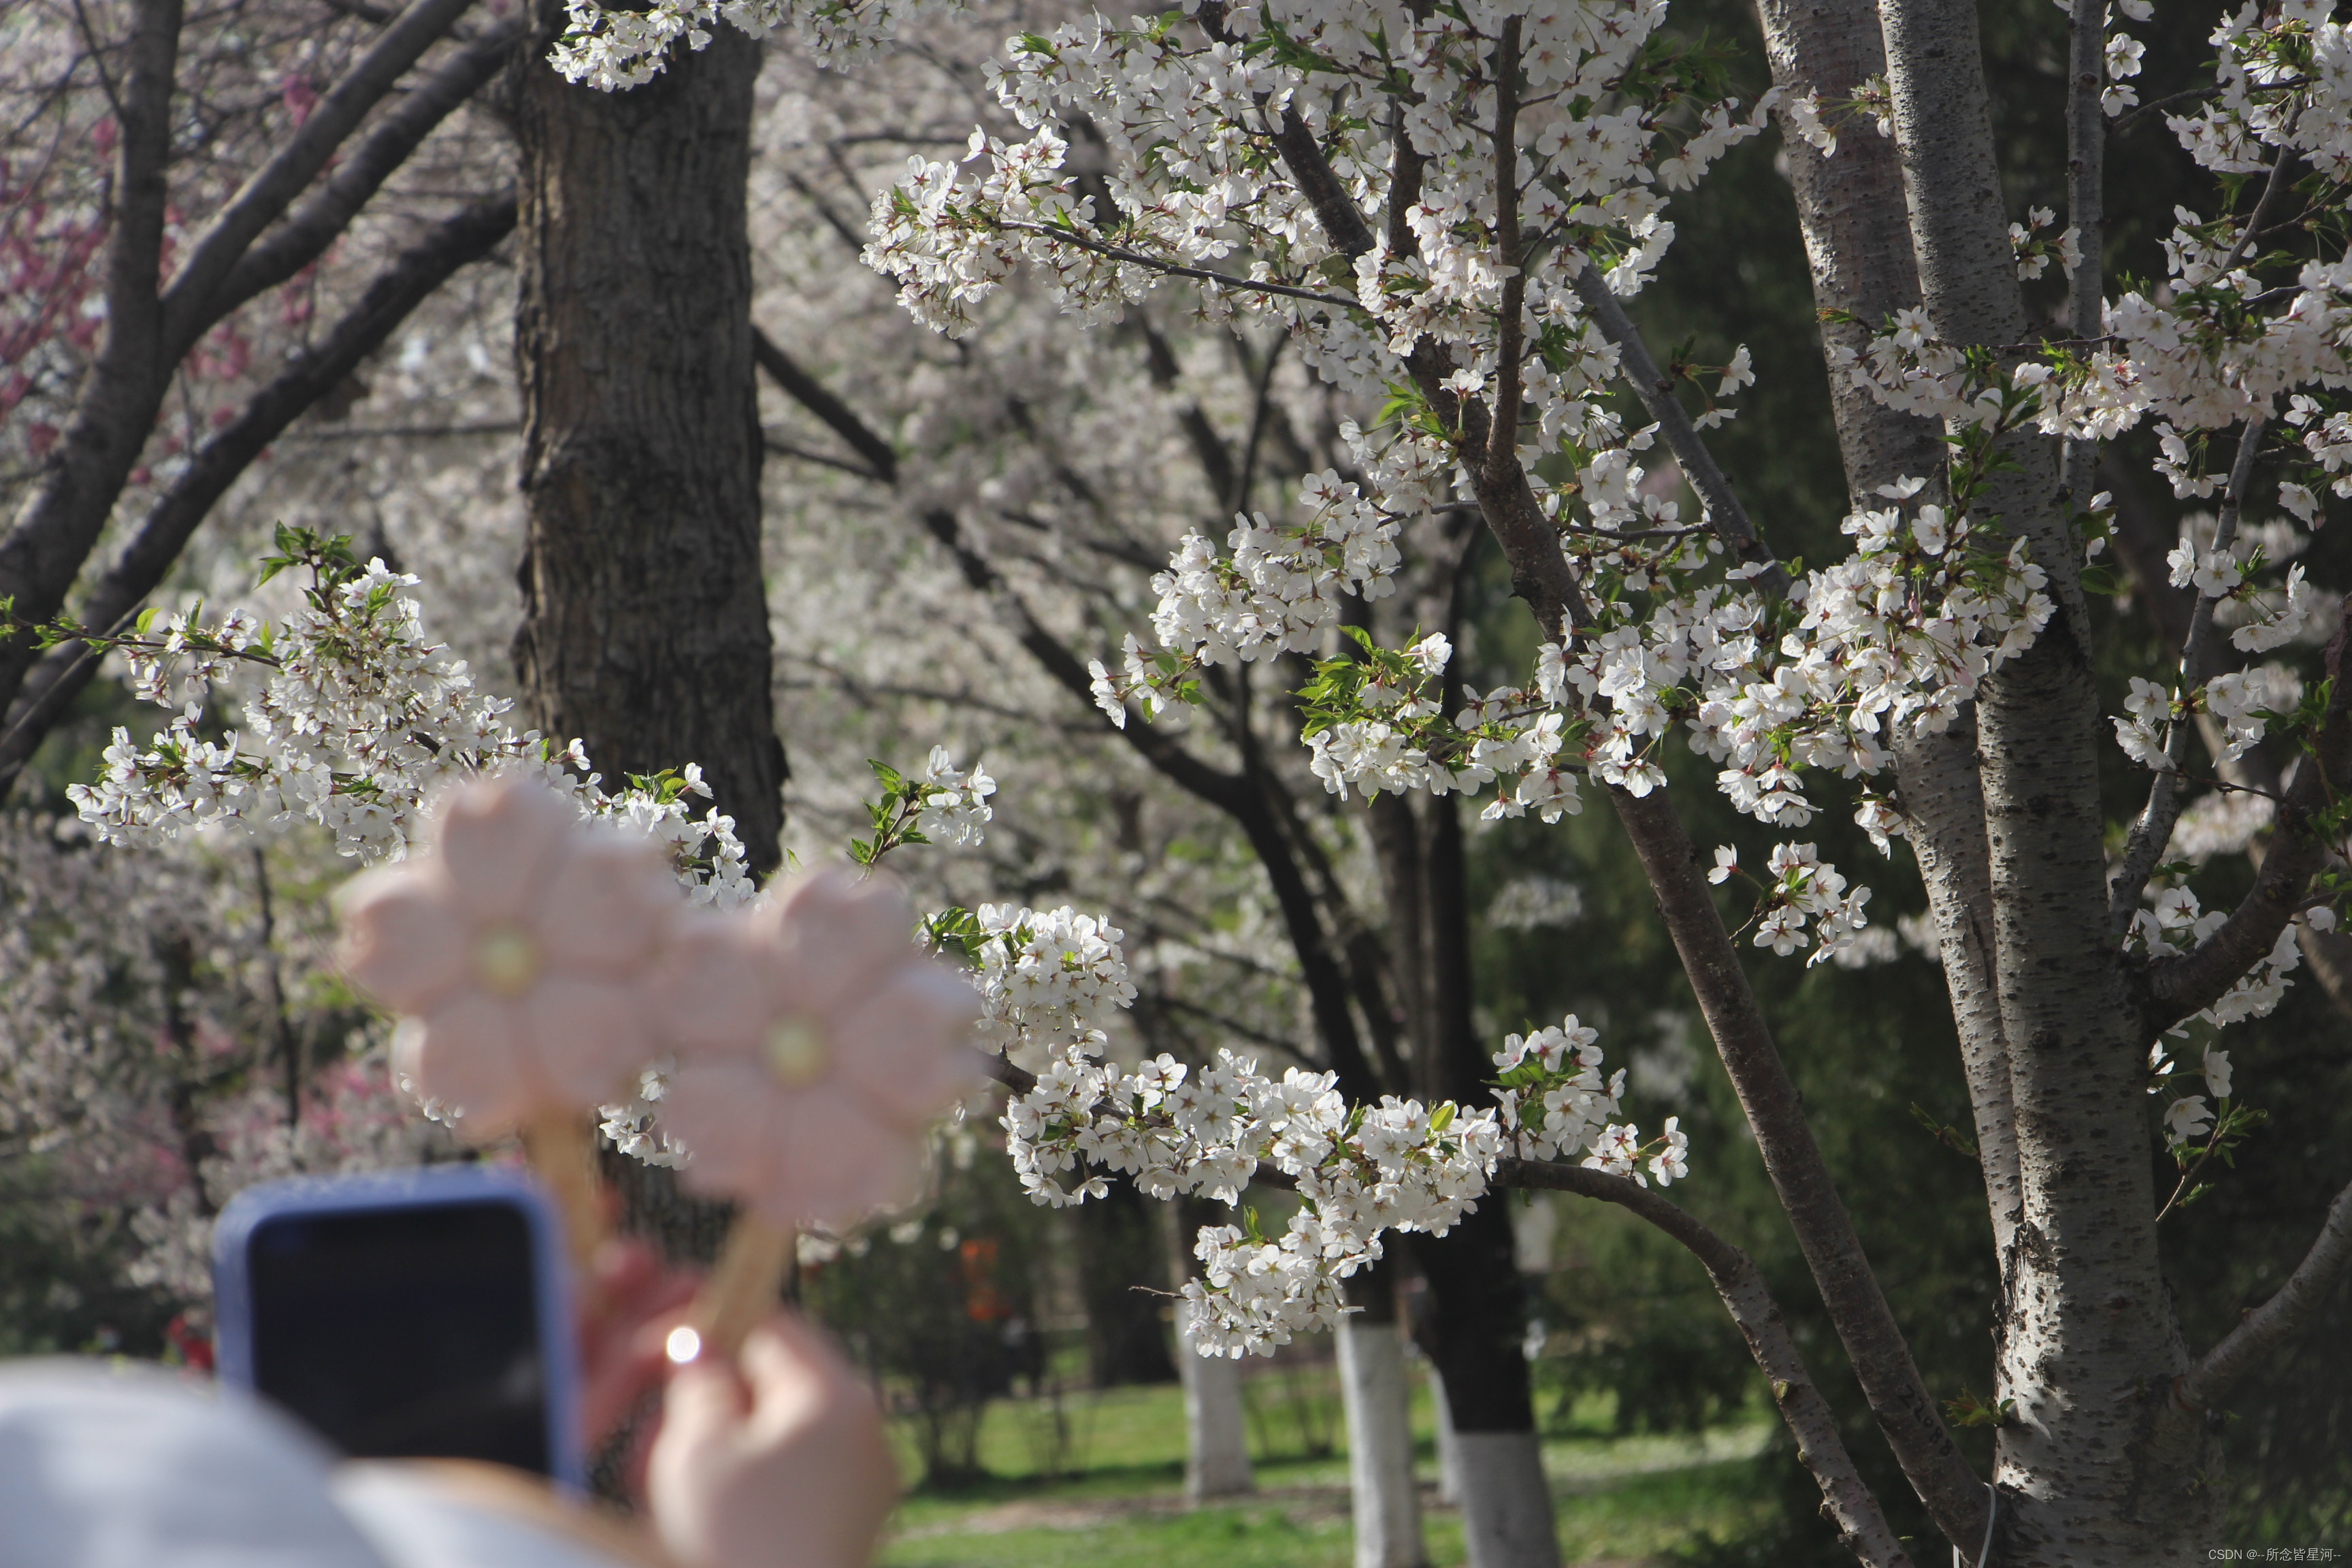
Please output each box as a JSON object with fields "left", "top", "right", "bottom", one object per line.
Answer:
{"left": 335, "top": 777, "right": 681, "bottom": 1134}
{"left": 655, "top": 868, "right": 984, "bottom": 1230}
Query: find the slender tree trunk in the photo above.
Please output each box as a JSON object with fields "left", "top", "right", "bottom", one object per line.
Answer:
{"left": 506, "top": 10, "right": 784, "bottom": 874}
{"left": 1339, "top": 1261, "right": 1427, "bottom": 1568}
{"left": 1876, "top": 0, "right": 2207, "bottom": 1555}
{"left": 1427, "top": 1362, "right": 1462, "bottom": 1505}
{"left": 1750, "top": 0, "right": 2023, "bottom": 1258}
{"left": 1166, "top": 1196, "right": 1255, "bottom": 1499}
{"left": 1373, "top": 789, "right": 1558, "bottom": 1568}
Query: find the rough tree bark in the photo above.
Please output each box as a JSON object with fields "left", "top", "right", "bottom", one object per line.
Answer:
{"left": 505, "top": 11, "right": 781, "bottom": 1260}
{"left": 506, "top": 8, "right": 784, "bottom": 874}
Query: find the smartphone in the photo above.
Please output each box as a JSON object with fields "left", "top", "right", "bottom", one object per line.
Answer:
{"left": 212, "top": 1164, "right": 583, "bottom": 1488}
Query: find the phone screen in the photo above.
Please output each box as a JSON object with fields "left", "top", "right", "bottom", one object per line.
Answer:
{"left": 244, "top": 1197, "right": 553, "bottom": 1475}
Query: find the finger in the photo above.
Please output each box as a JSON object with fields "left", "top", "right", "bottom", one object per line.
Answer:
{"left": 738, "top": 1309, "right": 860, "bottom": 1395}
{"left": 592, "top": 1237, "right": 659, "bottom": 1298}
{"left": 661, "top": 1351, "right": 751, "bottom": 1448}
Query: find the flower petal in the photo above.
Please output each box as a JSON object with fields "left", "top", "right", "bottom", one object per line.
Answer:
{"left": 828, "top": 964, "right": 983, "bottom": 1126}
{"left": 772, "top": 869, "right": 917, "bottom": 1017}
{"left": 651, "top": 914, "right": 775, "bottom": 1054}
{"left": 436, "top": 777, "right": 572, "bottom": 922}
{"left": 404, "top": 991, "right": 533, "bottom": 1132}
{"left": 664, "top": 1060, "right": 785, "bottom": 1196}
{"left": 766, "top": 1088, "right": 922, "bottom": 1227}
{"left": 522, "top": 975, "right": 655, "bottom": 1107}
{"left": 336, "top": 866, "right": 467, "bottom": 1013}
{"left": 534, "top": 832, "right": 676, "bottom": 970}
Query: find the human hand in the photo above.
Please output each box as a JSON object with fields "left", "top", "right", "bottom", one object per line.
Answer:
{"left": 646, "top": 1312, "right": 898, "bottom": 1568}
{"left": 577, "top": 1238, "right": 700, "bottom": 1453}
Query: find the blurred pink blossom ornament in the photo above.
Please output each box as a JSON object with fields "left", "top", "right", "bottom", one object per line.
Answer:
{"left": 334, "top": 776, "right": 681, "bottom": 1134}
{"left": 655, "top": 868, "right": 984, "bottom": 1230}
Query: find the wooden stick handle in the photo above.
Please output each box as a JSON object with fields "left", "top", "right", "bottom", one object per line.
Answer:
{"left": 519, "top": 1111, "right": 608, "bottom": 1276}
{"left": 691, "top": 1213, "right": 796, "bottom": 1359}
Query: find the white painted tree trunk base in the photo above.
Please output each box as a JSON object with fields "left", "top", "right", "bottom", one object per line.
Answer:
{"left": 1337, "top": 1316, "right": 1426, "bottom": 1568}
{"left": 1178, "top": 1320, "right": 1254, "bottom": 1499}
{"left": 1426, "top": 1365, "right": 1460, "bottom": 1506}
{"left": 1451, "top": 1430, "right": 1559, "bottom": 1568}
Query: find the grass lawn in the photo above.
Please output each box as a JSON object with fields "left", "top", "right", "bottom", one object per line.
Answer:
{"left": 877, "top": 1367, "right": 1776, "bottom": 1568}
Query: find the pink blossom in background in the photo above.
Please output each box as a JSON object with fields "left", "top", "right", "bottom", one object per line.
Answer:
{"left": 336, "top": 777, "right": 682, "bottom": 1134}
{"left": 655, "top": 868, "right": 983, "bottom": 1228}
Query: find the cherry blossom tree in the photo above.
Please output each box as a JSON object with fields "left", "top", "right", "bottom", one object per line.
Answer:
{"left": 779, "top": 0, "right": 2352, "bottom": 1555}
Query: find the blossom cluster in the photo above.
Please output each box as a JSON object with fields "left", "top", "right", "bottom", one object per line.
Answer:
{"left": 994, "top": 928, "right": 1687, "bottom": 1351}
{"left": 955, "top": 902, "right": 1141, "bottom": 1073}
{"left": 1710, "top": 843, "right": 1876, "bottom": 966}
{"left": 1278, "top": 473, "right": 2048, "bottom": 847}
{"left": 548, "top": 0, "right": 948, "bottom": 90}
{"left": 63, "top": 537, "right": 754, "bottom": 906}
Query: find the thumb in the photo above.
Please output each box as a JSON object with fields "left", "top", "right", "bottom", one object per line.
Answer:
{"left": 661, "top": 1351, "right": 750, "bottom": 1450}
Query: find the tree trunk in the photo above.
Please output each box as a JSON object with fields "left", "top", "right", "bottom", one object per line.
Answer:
{"left": 1750, "top": 0, "right": 2024, "bottom": 1257}
{"left": 1384, "top": 789, "right": 1558, "bottom": 1568}
{"left": 1166, "top": 1196, "right": 1255, "bottom": 1499}
{"left": 1874, "top": 0, "right": 2206, "bottom": 1556}
{"left": 1076, "top": 1175, "right": 1179, "bottom": 1387}
{"left": 1428, "top": 1362, "right": 1461, "bottom": 1505}
{"left": 1339, "top": 1261, "right": 1427, "bottom": 1568}
{"left": 506, "top": 10, "right": 785, "bottom": 875}
{"left": 506, "top": 11, "right": 782, "bottom": 1268}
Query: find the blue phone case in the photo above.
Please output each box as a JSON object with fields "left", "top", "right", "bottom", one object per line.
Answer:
{"left": 211, "top": 1163, "right": 585, "bottom": 1490}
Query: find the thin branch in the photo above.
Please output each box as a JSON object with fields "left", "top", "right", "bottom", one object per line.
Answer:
{"left": 0, "top": 0, "right": 180, "bottom": 691}
{"left": 995, "top": 219, "right": 1358, "bottom": 310}
{"left": 157, "top": 0, "right": 477, "bottom": 355}
{"left": 1568, "top": 264, "right": 1788, "bottom": 592}
{"left": 763, "top": 438, "right": 887, "bottom": 482}
{"left": 2108, "top": 412, "right": 2268, "bottom": 930}
{"left": 1486, "top": 18, "right": 1526, "bottom": 479}
{"left": 208, "top": 16, "right": 522, "bottom": 321}
{"left": 2175, "top": 1173, "right": 2352, "bottom": 1412}
{"left": 2217, "top": 125, "right": 2302, "bottom": 279}
{"left": 2110, "top": 86, "right": 2219, "bottom": 136}
{"left": 752, "top": 326, "right": 899, "bottom": 484}
{"left": 1499, "top": 1158, "right": 1915, "bottom": 1568}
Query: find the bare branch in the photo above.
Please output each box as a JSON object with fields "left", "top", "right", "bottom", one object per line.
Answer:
{"left": 209, "top": 16, "right": 523, "bottom": 320}
{"left": 752, "top": 326, "right": 898, "bottom": 484}
{"left": 0, "top": 0, "right": 183, "bottom": 693}
{"left": 2108, "top": 412, "right": 2268, "bottom": 928}
{"left": 994, "top": 218, "right": 1358, "bottom": 310}
{"left": 157, "top": 0, "right": 478, "bottom": 355}
{"left": 1499, "top": 1158, "right": 1914, "bottom": 1568}
{"left": 1567, "top": 263, "right": 1787, "bottom": 592}
{"left": 2176, "top": 1173, "right": 2352, "bottom": 1412}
